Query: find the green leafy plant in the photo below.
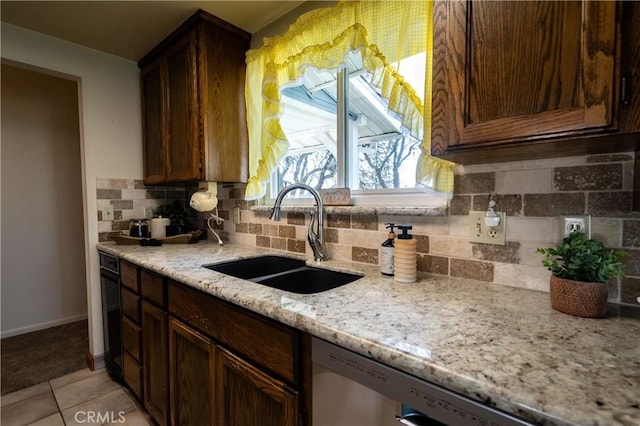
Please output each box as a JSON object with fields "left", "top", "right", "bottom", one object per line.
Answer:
{"left": 536, "top": 232, "right": 626, "bottom": 283}
{"left": 154, "top": 200, "right": 189, "bottom": 226}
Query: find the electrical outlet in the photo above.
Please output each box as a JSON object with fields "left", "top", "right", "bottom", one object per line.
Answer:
{"left": 468, "top": 211, "right": 506, "bottom": 245}
{"left": 233, "top": 207, "right": 241, "bottom": 225}
{"left": 102, "top": 205, "right": 114, "bottom": 221}
{"left": 561, "top": 215, "right": 591, "bottom": 238}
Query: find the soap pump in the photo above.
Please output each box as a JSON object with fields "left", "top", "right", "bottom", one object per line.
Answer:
{"left": 394, "top": 225, "right": 417, "bottom": 283}
{"left": 381, "top": 223, "right": 396, "bottom": 276}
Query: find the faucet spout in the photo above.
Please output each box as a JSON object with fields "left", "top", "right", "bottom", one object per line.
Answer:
{"left": 270, "top": 183, "right": 328, "bottom": 261}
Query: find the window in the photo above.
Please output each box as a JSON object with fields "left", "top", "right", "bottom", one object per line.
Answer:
{"left": 271, "top": 51, "right": 427, "bottom": 201}
{"left": 244, "top": 1, "right": 455, "bottom": 203}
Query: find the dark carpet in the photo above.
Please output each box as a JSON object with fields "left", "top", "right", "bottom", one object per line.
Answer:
{"left": 1, "top": 320, "right": 89, "bottom": 395}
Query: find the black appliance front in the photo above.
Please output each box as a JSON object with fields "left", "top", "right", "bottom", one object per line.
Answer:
{"left": 100, "top": 265, "right": 123, "bottom": 379}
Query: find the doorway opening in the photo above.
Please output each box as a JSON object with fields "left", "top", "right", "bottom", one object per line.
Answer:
{"left": 1, "top": 63, "right": 88, "bottom": 393}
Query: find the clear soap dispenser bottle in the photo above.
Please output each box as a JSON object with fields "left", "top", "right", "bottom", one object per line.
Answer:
{"left": 381, "top": 223, "right": 396, "bottom": 276}
{"left": 394, "top": 225, "right": 417, "bottom": 283}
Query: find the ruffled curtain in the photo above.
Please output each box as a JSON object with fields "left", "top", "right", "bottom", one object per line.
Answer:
{"left": 244, "top": 0, "right": 454, "bottom": 200}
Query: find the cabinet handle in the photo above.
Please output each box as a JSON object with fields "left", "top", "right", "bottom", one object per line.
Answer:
{"left": 621, "top": 74, "right": 632, "bottom": 107}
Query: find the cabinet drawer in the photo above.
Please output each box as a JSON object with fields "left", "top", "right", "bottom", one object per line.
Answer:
{"left": 121, "top": 287, "right": 141, "bottom": 325}
{"left": 124, "top": 351, "right": 143, "bottom": 400}
{"left": 123, "top": 316, "right": 142, "bottom": 362}
{"left": 120, "top": 261, "right": 140, "bottom": 293}
{"left": 168, "top": 281, "right": 298, "bottom": 384}
{"left": 141, "top": 269, "right": 165, "bottom": 307}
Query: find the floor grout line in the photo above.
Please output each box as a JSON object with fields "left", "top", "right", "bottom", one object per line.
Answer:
{"left": 3, "top": 369, "right": 149, "bottom": 426}
{"left": 47, "top": 380, "right": 66, "bottom": 426}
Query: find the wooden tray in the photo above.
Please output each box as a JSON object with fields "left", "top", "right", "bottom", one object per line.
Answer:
{"left": 111, "top": 230, "right": 203, "bottom": 245}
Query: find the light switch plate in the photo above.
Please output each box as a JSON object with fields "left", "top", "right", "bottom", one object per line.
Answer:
{"left": 102, "top": 205, "right": 114, "bottom": 221}
{"left": 468, "top": 211, "right": 506, "bottom": 245}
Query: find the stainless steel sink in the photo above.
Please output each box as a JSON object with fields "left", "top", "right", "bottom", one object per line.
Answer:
{"left": 204, "top": 255, "right": 361, "bottom": 294}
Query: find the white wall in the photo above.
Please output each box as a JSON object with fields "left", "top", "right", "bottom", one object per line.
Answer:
{"left": 1, "top": 64, "right": 87, "bottom": 336}
{"left": 1, "top": 22, "right": 143, "bottom": 358}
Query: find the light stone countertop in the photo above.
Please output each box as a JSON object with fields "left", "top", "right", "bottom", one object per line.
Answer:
{"left": 97, "top": 241, "right": 640, "bottom": 426}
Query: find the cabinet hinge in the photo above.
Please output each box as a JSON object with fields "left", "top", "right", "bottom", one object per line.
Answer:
{"left": 621, "top": 73, "right": 632, "bottom": 107}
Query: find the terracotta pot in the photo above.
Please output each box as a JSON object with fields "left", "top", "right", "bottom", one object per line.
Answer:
{"left": 549, "top": 275, "right": 610, "bottom": 318}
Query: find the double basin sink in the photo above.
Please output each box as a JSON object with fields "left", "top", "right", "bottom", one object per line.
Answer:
{"left": 204, "top": 255, "right": 361, "bottom": 294}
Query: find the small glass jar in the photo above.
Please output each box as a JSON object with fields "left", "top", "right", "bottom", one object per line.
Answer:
{"left": 129, "top": 219, "right": 149, "bottom": 238}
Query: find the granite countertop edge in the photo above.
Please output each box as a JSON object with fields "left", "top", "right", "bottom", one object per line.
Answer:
{"left": 97, "top": 242, "right": 640, "bottom": 426}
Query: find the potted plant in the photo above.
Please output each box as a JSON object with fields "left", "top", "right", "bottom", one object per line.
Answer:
{"left": 537, "top": 232, "right": 626, "bottom": 318}
{"left": 154, "top": 200, "right": 189, "bottom": 236}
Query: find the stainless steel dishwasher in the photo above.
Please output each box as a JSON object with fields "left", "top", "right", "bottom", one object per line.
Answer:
{"left": 312, "top": 337, "right": 533, "bottom": 426}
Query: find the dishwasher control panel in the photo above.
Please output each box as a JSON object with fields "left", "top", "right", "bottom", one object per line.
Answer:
{"left": 312, "top": 338, "right": 533, "bottom": 426}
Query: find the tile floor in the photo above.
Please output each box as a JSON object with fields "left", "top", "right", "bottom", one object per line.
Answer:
{"left": 1, "top": 368, "right": 152, "bottom": 426}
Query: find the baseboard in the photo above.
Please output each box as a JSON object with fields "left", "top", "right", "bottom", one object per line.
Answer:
{"left": 0, "top": 313, "right": 88, "bottom": 339}
{"left": 86, "top": 351, "right": 106, "bottom": 371}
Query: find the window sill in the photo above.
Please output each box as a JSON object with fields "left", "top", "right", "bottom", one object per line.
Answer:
{"left": 251, "top": 205, "right": 448, "bottom": 217}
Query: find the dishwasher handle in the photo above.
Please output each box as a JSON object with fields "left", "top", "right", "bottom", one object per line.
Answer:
{"left": 396, "top": 413, "right": 444, "bottom": 426}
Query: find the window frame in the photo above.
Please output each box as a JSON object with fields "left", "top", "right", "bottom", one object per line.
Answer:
{"left": 266, "top": 64, "right": 450, "bottom": 208}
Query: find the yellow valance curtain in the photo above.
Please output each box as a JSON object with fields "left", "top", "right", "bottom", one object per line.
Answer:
{"left": 244, "top": 0, "right": 454, "bottom": 200}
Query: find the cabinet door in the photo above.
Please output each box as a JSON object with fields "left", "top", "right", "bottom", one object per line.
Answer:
{"left": 122, "top": 316, "right": 141, "bottom": 362}
{"left": 123, "top": 351, "right": 143, "bottom": 400}
{"left": 165, "top": 31, "right": 201, "bottom": 182}
{"left": 141, "top": 60, "right": 166, "bottom": 185}
{"left": 142, "top": 301, "right": 168, "bottom": 426}
{"left": 121, "top": 287, "right": 140, "bottom": 325}
{"left": 432, "top": 1, "right": 617, "bottom": 157}
{"left": 216, "top": 347, "right": 298, "bottom": 426}
{"left": 198, "top": 21, "right": 249, "bottom": 183}
{"left": 169, "top": 318, "right": 215, "bottom": 426}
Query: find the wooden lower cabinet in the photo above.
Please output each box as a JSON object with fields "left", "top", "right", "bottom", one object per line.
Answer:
{"left": 169, "top": 318, "right": 216, "bottom": 426}
{"left": 117, "top": 265, "right": 308, "bottom": 426}
{"left": 122, "top": 317, "right": 141, "bottom": 362}
{"left": 216, "top": 347, "right": 299, "bottom": 426}
{"left": 168, "top": 317, "right": 301, "bottom": 426}
{"left": 142, "top": 301, "right": 168, "bottom": 426}
{"left": 123, "top": 352, "right": 143, "bottom": 400}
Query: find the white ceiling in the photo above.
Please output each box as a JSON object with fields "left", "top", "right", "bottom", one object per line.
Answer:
{"left": 0, "top": 1, "right": 306, "bottom": 61}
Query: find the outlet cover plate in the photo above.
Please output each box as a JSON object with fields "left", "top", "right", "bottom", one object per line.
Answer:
{"left": 561, "top": 215, "right": 591, "bottom": 238}
{"left": 468, "top": 211, "right": 506, "bottom": 245}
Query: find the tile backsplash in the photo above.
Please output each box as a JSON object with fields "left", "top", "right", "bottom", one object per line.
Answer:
{"left": 96, "top": 178, "right": 186, "bottom": 242}
{"left": 212, "top": 152, "right": 639, "bottom": 306}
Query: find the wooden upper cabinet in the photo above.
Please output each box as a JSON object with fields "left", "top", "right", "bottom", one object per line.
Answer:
{"left": 139, "top": 10, "right": 250, "bottom": 185}
{"left": 165, "top": 32, "right": 200, "bottom": 182}
{"left": 619, "top": 1, "right": 640, "bottom": 133}
{"left": 431, "top": 0, "right": 630, "bottom": 163}
{"left": 141, "top": 63, "right": 166, "bottom": 184}
{"left": 199, "top": 22, "right": 250, "bottom": 184}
